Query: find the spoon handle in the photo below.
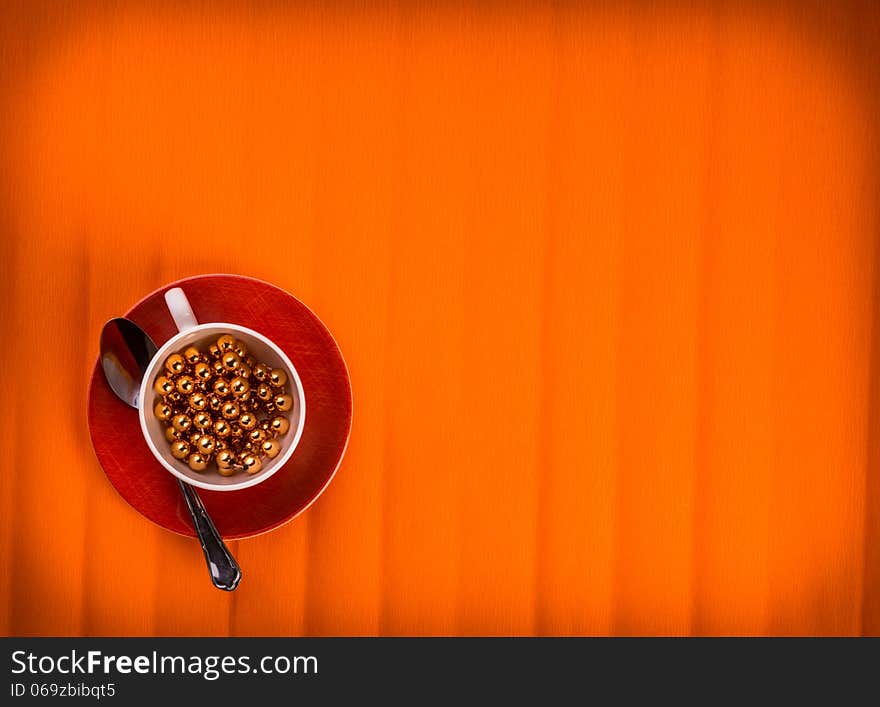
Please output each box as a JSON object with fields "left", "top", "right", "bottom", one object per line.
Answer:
{"left": 177, "top": 479, "right": 242, "bottom": 591}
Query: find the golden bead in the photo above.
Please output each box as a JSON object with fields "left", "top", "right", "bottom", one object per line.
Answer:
{"left": 270, "top": 416, "right": 290, "bottom": 435}
{"left": 249, "top": 428, "right": 267, "bottom": 444}
{"left": 234, "top": 340, "right": 248, "bottom": 358}
{"left": 196, "top": 435, "right": 215, "bottom": 454}
{"left": 269, "top": 369, "right": 287, "bottom": 388}
{"left": 183, "top": 347, "right": 201, "bottom": 365}
{"left": 172, "top": 414, "right": 192, "bottom": 432}
{"left": 231, "top": 376, "right": 250, "bottom": 396}
{"left": 209, "top": 395, "right": 222, "bottom": 410}
{"left": 257, "top": 384, "right": 273, "bottom": 401}
{"left": 239, "top": 413, "right": 256, "bottom": 430}
{"left": 213, "top": 360, "right": 225, "bottom": 375}
{"left": 189, "top": 392, "right": 207, "bottom": 410}
{"left": 170, "top": 440, "right": 190, "bottom": 459}
{"left": 194, "top": 362, "right": 212, "bottom": 381}
{"left": 221, "top": 351, "right": 241, "bottom": 372}
{"left": 241, "top": 454, "right": 262, "bottom": 475}
{"left": 245, "top": 355, "right": 256, "bottom": 368}
{"left": 230, "top": 425, "right": 244, "bottom": 438}
{"left": 274, "top": 394, "right": 293, "bottom": 412}
{"left": 208, "top": 344, "right": 221, "bottom": 359}
{"left": 217, "top": 449, "right": 235, "bottom": 465}
{"left": 164, "top": 426, "right": 178, "bottom": 442}
{"left": 217, "top": 334, "right": 236, "bottom": 352}
{"left": 188, "top": 453, "right": 208, "bottom": 471}
{"left": 213, "top": 379, "right": 230, "bottom": 397}
{"left": 154, "top": 403, "right": 172, "bottom": 421}
{"left": 215, "top": 438, "right": 227, "bottom": 451}
{"left": 252, "top": 363, "right": 269, "bottom": 381}
{"left": 154, "top": 376, "right": 174, "bottom": 395}
{"left": 193, "top": 412, "right": 213, "bottom": 429}
{"left": 238, "top": 363, "right": 251, "bottom": 379}
{"left": 167, "top": 391, "right": 182, "bottom": 404}
{"left": 165, "top": 354, "right": 186, "bottom": 375}
{"left": 216, "top": 449, "right": 237, "bottom": 473}
{"left": 214, "top": 419, "right": 231, "bottom": 438}
{"left": 176, "top": 376, "right": 195, "bottom": 394}
{"left": 261, "top": 439, "right": 281, "bottom": 458}
{"left": 221, "top": 402, "right": 240, "bottom": 419}
{"left": 189, "top": 432, "right": 202, "bottom": 445}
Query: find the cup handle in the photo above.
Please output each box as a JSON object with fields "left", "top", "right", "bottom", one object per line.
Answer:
{"left": 164, "top": 287, "right": 199, "bottom": 332}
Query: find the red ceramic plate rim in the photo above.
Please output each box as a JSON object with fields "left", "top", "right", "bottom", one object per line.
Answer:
{"left": 87, "top": 273, "right": 353, "bottom": 539}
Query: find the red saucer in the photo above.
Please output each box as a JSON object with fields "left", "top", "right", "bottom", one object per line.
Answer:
{"left": 88, "top": 274, "right": 352, "bottom": 539}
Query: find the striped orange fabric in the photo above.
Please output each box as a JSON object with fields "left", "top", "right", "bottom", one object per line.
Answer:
{"left": 1, "top": 0, "right": 878, "bottom": 636}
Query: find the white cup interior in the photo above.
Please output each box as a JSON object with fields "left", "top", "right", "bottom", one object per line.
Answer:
{"left": 138, "top": 323, "right": 305, "bottom": 491}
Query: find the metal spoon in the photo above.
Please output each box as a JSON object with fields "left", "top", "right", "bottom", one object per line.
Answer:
{"left": 100, "top": 317, "right": 242, "bottom": 591}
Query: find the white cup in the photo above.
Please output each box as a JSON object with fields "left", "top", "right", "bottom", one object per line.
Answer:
{"left": 138, "top": 287, "right": 306, "bottom": 491}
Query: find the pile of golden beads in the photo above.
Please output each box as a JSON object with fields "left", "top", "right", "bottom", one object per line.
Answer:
{"left": 152, "top": 334, "right": 293, "bottom": 476}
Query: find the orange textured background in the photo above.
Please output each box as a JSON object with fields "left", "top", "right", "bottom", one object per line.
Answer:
{"left": 1, "top": 0, "right": 880, "bottom": 636}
